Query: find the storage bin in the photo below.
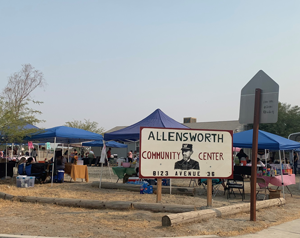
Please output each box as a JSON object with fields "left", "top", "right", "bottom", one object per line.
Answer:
{"left": 28, "top": 176, "right": 35, "bottom": 187}
{"left": 16, "top": 176, "right": 27, "bottom": 188}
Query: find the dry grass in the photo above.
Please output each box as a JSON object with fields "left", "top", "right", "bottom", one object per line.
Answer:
{"left": 1, "top": 174, "right": 300, "bottom": 237}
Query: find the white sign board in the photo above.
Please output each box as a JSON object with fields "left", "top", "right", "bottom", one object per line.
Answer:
{"left": 139, "top": 127, "right": 233, "bottom": 179}
{"left": 239, "top": 70, "right": 279, "bottom": 124}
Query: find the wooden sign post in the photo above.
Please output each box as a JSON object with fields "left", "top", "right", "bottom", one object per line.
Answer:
{"left": 156, "top": 178, "right": 162, "bottom": 203}
{"left": 207, "top": 178, "right": 212, "bottom": 207}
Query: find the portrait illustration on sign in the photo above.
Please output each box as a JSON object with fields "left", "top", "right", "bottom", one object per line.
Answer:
{"left": 174, "top": 144, "right": 200, "bottom": 170}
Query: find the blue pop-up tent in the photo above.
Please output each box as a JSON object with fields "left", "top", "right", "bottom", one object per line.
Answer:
{"left": 24, "top": 126, "right": 103, "bottom": 143}
{"left": 233, "top": 129, "right": 300, "bottom": 197}
{"left": 24, "top": 126, "right": 103, "bottom": 185}
{"left": 233, "top": 129, "right": 300, "bottom": 150}
{"left": 82, "top": 140, "right": 127, "bottom": 148}
{"left": 104, "top": 109, "right": 188, "bottom": 142}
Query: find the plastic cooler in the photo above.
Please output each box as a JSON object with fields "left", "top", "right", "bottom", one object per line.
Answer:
{"left": 52, "top": 170, "right": 64, "bottom": 183}
{"left": 128, "top": 177, "right": 139, "bottom": 182}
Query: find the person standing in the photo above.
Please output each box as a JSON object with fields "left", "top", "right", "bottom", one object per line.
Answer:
{"left": 88, "top": 150, "right": 96, "bottom": 166}
{"left": 294, "top": 151, "right": 299, "bottom": 175}
{"left": 31, "top": 148, "right": 37, "bottom": 160}
{"left": 107, "top": 148, "right": 112, "bottom": 161}
{"left": 128, "top": 150, "right": 133, "bottom": 162}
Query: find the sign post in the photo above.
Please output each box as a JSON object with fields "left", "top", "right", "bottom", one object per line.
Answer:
{"left": 140, "top": 127, "right": 233, "bottom": 206}
{"left": 207, "top": 179, "right": 212, "bottom": 207}
{"left": 239, "top": 70, "right": 279, "bottom": 221}
{"left": 250, "top": 88, "right": 261, "bottom": 221}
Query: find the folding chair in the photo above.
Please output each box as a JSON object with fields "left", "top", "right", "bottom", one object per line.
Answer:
{"left": 189, "top": 179, "right": 198, "bottom": 187}
{"left": 225, "top": 174, "right": 245, "bottom": 201}
{"left": 198, "top": 179, "right": 223, "bottom": 197}
{"left": 256, "top": 177, "right": 268, "bottom": 200}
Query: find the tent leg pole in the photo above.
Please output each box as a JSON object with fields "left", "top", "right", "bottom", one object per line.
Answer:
{"left": 279, "top": 150, "right": 285, "bottom": 198}
{"left": 51, "top": 137, "right": 56, "bottom": 187}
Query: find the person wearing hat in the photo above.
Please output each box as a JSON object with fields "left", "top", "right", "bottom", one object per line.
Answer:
{"left": 174, "top": 144, "right": 200, "bottom": 170}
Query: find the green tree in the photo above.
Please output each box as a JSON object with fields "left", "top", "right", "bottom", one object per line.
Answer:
{"left": 255, "top": 102, "right": 300, "bottom": 138}
{"left": 0, "top": 64, "right": 46, "bottom": 143}
{"left": 65, "top": 119, "right": 105, "bottom": 134}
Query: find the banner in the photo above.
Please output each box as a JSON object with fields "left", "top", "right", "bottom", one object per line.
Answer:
{"left": 28, "top": 141, "right": 34, "bottom": 149}
{"left": 46, "top": 142, "right": 51, "bottom": 150}
{"left": 100, "top": 141, "right": 106, "bottom": 163}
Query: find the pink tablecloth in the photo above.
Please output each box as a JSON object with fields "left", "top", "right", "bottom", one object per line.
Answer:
{"left": 257, "top": 174, "right": 295, "bottom": 187}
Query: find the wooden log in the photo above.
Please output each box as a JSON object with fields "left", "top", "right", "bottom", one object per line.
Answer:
{"left": 162, "top": 198, "right": 286, "bottom": 226}
{"left": 0, "top": 191, "right": 14, "bottom": 200}
{"left": 91, "top": 181, "right": 195, "bottom": 196}
{"left": 132, "top": 202, "right": 196, "bottom": 213}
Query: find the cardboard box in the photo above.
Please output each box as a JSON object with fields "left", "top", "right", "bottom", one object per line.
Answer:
{"left": 269, "top": 189, "right": 281, "bottom": 199}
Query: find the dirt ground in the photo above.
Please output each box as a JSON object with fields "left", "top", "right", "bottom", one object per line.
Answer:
{"left": 1, "top": 169, "right": 300, "bottom": 238}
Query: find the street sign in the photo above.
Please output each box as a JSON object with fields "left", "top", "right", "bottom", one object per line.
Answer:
{"left": 139, "top": 127, "right": 233, "bottom": 179}
{"left": 239, "top": 70, "right": 279, "bottom": 124}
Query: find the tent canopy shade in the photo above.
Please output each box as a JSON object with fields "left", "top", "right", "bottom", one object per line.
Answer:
{"left": 104, "top": 109, "right": 188, "bottom": 142}
{"left": 24, "top": 126, "right": 103, "bottom": 143}
{"left": 233, "top": 129, "right": 300, "bottom": 150}
{"left": 82, "top": 140, "right": 127, "bottom": 148}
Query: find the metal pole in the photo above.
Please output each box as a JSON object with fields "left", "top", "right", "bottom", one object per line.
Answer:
{"left": 51, "top": 138, "right": 56, "bottom": 187}
{"left": 250, "top": 88, "right": 261, "bottom": 221}
{"left": 170, "top": 179, "right": 172, "bottom": 194}
{"left": 5, "top": 143, "right": 7, "bottom": 178}
{"left": 99, "top": 146, "right": 103, "bottom": 188}
{"left": 264, "top": 149, "right": 267, "bottom": 166}
{"left": 279, "top": 150, "right": 285, "bottom": 198}
{"left": 38, "top": 144, "right": 40, "bottom": 162}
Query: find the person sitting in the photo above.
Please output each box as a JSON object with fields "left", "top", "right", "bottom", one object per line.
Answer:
{"left": 237, "top": 150, "right": 248, "bottom": 166}
{"left": 17, "top": 157, "right": 27, "bottom": 175}
{"left": 257, "top": 158, "right": 265, "bottom": 167}
{"left": 26, "top": 157, "right": 34, "bottom": 166}
{"left": 56, "top": 156, "right": 67, "bottom": 170}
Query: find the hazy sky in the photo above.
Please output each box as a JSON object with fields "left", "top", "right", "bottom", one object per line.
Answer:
{"left": 1, "top": 1, "right": 300, "bottom": 132}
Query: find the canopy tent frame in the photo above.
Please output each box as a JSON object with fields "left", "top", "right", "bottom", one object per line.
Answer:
{"left": 233, "top": 129, "right": 300, "bottom": 197}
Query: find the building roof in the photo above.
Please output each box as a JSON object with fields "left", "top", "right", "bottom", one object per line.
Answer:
{"left": 104, "top": 126, "right": 127, "bottom": 134}
{"left": 184, "top": 120, "right": 245, "bottom": 132}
